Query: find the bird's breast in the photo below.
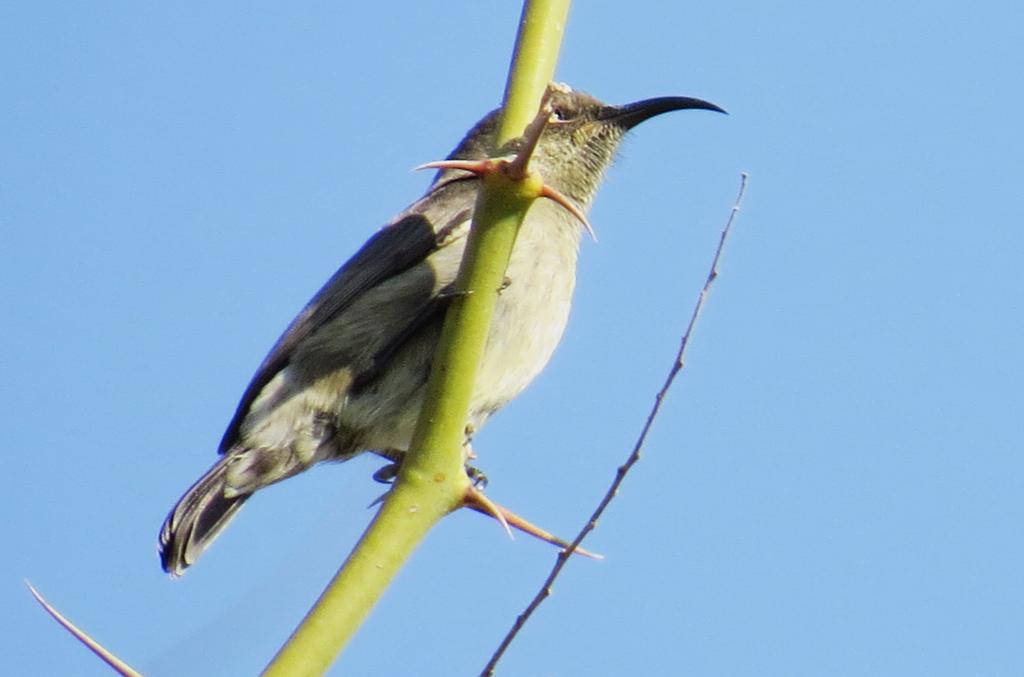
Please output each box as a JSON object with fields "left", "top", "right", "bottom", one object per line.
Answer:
{"left": 470, "top": 199, "right": 583, "bottom": 423}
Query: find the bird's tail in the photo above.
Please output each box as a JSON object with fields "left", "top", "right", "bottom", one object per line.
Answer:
{"left": 159, "top": 455, "right": 249, "bottom": 576}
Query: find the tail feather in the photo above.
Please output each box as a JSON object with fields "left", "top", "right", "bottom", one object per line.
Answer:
{"left": 159, "top": 456, "right": 249, "bottom": 576}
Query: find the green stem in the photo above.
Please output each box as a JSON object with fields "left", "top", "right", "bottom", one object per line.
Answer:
{"left": 499, "top": 0, "right": 571, "bottom": 144}
{"left": 260, "top": 1, "right": 572, "bottom": 675}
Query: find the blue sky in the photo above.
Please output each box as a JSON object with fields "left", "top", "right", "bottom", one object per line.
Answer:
{"left": 3, "top": 2, "right": 1022, "bottom": 675}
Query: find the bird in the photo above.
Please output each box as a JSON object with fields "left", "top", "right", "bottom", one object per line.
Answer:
{"left": 159, "top": 82, "right": 725, "bottom": 575}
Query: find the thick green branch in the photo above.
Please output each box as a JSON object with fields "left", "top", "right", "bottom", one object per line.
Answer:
{"left": 260, "top": 1, "right": 572, "bottom": 675}
{"left": 499, "top": 0, "right": 571, "bottom": 143}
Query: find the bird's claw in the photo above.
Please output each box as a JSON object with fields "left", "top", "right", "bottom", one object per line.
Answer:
{"left": 372, "top": 462, "right": 400, "bottom": 485}
{"left": 373, "top": 459, "right": 485, "bottom": 489}
{"left": 466, "top": 465, "right": 489, "bottom": 490}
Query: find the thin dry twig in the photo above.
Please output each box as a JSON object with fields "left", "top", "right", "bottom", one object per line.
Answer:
{"left": 26, "top": 581, "right": 145, "bottom": 677}
{"left": 479, "top": 172, "right": 749, "bottom": 677}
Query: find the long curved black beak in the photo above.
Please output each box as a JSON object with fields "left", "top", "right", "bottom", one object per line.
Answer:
{"left": 605, "top": 96, "right": 727, "bottom": 129}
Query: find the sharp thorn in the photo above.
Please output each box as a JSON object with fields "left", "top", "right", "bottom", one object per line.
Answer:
{"left": 539, "top": 185, "right": 597, "bottom": 241}
{"left": 415, "top": 159, "right": 495, "bottom": 175}
{"left": 462, "top": 494, "right": 603, "bottom": 559}
{"left": 465, "top": 485, "right": 514, "bottom": 540}
{"left": 25, "top": 581, "right": 144, "bottom": 677}
{"left": 506, "top": 100, "right": 554, "bottom": 180}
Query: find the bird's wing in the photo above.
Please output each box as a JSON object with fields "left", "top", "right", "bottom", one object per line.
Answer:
{"left": 218, "top": 177, "right": 477, "bottom": 453}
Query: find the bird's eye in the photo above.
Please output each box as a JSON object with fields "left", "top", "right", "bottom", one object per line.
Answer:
{"left": 551, "top": 106, "right": 571, "bottom": 122}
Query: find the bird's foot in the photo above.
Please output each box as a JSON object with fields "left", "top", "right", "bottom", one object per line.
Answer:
{"left": 372, "top": 461, "right": 400, "bottom": 485}
{"left": 372, "top": 460, "right": 486, "bottom": 488}
{"left": 466, "top": 464, "right": 488, "bottom": 490}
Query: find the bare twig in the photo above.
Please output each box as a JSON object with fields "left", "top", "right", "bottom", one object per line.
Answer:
{"left": 479, "top": 172, "right": 749, "bottom": 677}
{"left": 26, "top": 581, "right": 145, "bottom": 677}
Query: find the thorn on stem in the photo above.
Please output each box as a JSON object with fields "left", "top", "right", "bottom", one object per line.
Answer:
{"left": 462, "top": 488, "right": 603, "bottom": 559}
{"left": 464, "top": 485, "right": 513, "bottom": 539}
{"left": 417, "top": 99, "right": 597, "bottom": 240}
{"left": 25, "top": 581, "right": 144, "bottom": 677}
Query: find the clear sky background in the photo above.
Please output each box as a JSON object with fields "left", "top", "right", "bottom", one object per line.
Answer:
{"left": 3, "top": 2, "right": 1022, "bottom": 676}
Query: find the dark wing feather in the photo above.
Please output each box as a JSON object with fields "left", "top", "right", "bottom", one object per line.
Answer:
{"left": 218, "top": 178, "right": 476, "bottom": 453}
